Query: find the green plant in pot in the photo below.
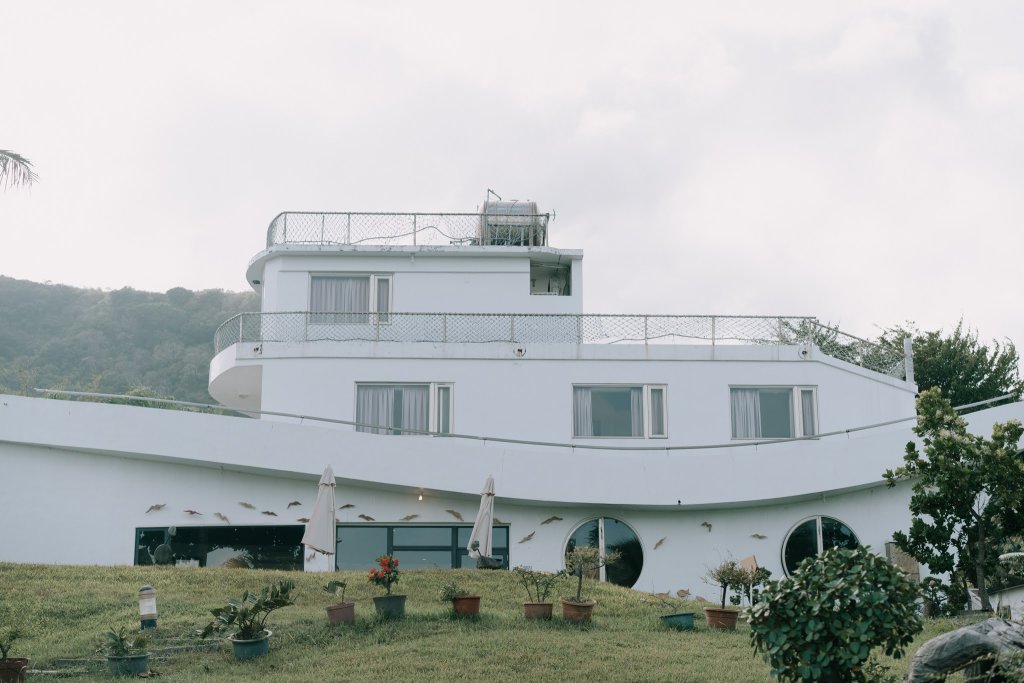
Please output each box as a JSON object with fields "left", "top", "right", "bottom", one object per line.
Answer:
{"left": 439, "top": 580, "right": 481, "bottom": 617}
{"left": 561, "top": 546, "right": 620, "bottom": 623}
{"left": 197, "top": 580, "right": 295, "bottom": 660}
{"left": 323, "top": 580, "right": 355, "bottom": 626}
{"left": 512, "top": 566, "right": 564, "bottom": 620}
{"left": 702, "top": 559, "right": 749, "bottom": 629}
{"left": 368, "top": 555, "right": 406, "bottom": 618}
{"left": 99, "top": 626, "right": 149, "bottom": 678}
{"left": 0, "top": 629, "right": 29, "bottom": 683}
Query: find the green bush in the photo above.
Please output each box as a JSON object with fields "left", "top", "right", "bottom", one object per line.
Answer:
{"left": 747, "top": 546, "right": 922, "bottom": 683}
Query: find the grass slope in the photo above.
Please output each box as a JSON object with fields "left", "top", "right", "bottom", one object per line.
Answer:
{"left": 0, "top": 563, "right": 980, "bottom": 682}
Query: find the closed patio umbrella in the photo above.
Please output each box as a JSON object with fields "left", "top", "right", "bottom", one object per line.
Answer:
{"left": 467, "top": 475, "right": 495, "bottom": 561}
{"left": 301, "top": 465, "right": 336, "bottom": 571}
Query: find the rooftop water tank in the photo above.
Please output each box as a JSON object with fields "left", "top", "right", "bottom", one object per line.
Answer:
{"left": 478, "top": 201, "right": 547, "bottom": 246}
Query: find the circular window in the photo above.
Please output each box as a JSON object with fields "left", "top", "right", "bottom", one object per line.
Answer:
{"left": 782, "top": 515, "right": 859, "bottom": 576}
{"left": 564, "top": 517, "right": 643, "bottom": 588}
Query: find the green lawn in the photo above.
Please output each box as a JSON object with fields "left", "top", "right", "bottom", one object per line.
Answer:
{"left": 0, "top": 563, "right": 981, "bottom": 682}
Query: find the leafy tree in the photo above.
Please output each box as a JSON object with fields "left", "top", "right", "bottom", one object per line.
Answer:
{"left": 883, "top": 387, "right": 1024, "bottom": 610}
{"left": 748, "top": 545, "right": 921, "bottom": 683}
{"left": 0, "top": 150, "right": 38, "bottom": 189}
{"left": 879, "top": 321, "right": 1023, "bottom": 410}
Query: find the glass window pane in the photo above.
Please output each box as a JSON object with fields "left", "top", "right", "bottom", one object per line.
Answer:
{"left": 759, "top": 389, "right": 793, "bottom": 438}
{"left": 783, "top": 519, "right": 819, "bottom": 575}
{"left": 649, "top": 387, "right": 665, "bottom": 436}
{"left": 590, "top": 388, "right": 635, "bottom": 437}
{"left": 603, "top": 518, "right": 643, "bottom": 588}
{"left": 161, "top": 526, "right": 304, "bottom": 570}
{"left": 336, "top": 526, "right": 388, "bottom": 570}
{"left": 437, "top": 386, "right": 451, "bottom": 434}
{"left": 801, "top": 389, "right": 816, "bottom": 436}
{"left": 393, "top": 526, "right": 452, "bottom": 546}
{"left": 376, "top": 277, "right": 390, "bottom": 322}
{"left": 821, "top": 517, "right": 858, "bottom": 551}
{"left": 393, "top": 549, "right": 453, "bottom": 569}
{"left": 311, "top": 276, "right": 370, "bottom": 323}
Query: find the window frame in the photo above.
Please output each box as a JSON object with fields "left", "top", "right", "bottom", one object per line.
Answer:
{"left": 354, "top": 382, "right": 454, "bottom": 436}
{"left": 780, "top": 514, "right": 860, "bottom": 577}
{"left": 729, "top": 385, "right": 817, "bottom": 440}
{"left": 571, "top": 383, "right": 668, "bottom": 439}
{"left": 335, "top": 524, "right": 510, "bottom": 570}
{"left": 309, "top": 273, "right": 393, "bottom": 323}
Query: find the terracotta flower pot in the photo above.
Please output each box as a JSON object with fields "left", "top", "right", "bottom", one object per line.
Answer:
{"left": 451, "top": 595, "right": 481, "bottom": 616}
{"left": 560, "top": 598, "right": 596, "bottom": 623}
{"left": 0, "top": 658, "right": 29, "bottom": 683}
{"left": 326, "top": 601, "right": 355, "bottom": 625}
{"left": 523, "top": 602, "right": 553, "bottom": 620}
{"left": 703, "top": 606, "right": 740, "bottom": 630}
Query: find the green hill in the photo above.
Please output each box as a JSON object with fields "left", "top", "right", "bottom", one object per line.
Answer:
{"left": 0, "top": 276, "right": 257, "bottom": 403}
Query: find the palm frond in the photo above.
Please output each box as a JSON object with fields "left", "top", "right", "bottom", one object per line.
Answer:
{"left": 0, "top": 150, "right": 39, "bottom": 189}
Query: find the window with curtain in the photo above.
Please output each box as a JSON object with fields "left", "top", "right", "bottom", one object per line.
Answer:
{"left": 356, "top": 383, "right": 452, "bottom": 436}
{"left": 310, "top": 274, "right": 391, "bottom": 323}
{"left": 572, "top": 385, "right": 667, "bottom": 438}
{"left": 730, "top": 386, "right": 817, "bottom": 439}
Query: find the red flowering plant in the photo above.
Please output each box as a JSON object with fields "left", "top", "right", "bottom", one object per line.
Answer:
{"left": 368, "top": 555, "right": 401, "bottom": 595}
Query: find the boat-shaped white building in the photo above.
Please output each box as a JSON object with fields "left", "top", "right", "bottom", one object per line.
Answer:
{"left": 3, "top": 203, "right": 1021, "bottom": 595}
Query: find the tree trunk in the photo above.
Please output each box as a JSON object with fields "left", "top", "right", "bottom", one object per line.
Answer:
{"left": 976, "top": 520, "right": 992, "bottom": 611}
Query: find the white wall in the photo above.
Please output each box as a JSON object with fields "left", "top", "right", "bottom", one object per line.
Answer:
{"left": 257, "top": 249, "right": 584, "bottom": 315}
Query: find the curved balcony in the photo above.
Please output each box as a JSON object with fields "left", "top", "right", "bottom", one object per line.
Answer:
{"left": 213, "top": 312, "right": 906, "bottom": 378}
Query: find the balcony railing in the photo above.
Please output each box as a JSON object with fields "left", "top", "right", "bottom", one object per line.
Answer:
{"left": 266, "top": 211, "right": 552, "bottom": 248}
{"left": 214, "top": 312, "right": 906, "bottom": 378}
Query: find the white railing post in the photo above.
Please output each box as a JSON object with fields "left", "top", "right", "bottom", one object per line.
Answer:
{"left": 644, "top": 315, "right": 649, "bottom": 346}
{"left": 346, "top": 213, "right": 351, "bottom": 244}
{"left": 412, "top": 214, "right": 417, "bottom": 246}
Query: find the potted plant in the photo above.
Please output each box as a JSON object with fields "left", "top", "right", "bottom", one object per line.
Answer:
{"left": 0, "top": 629, "right": 29, "bottom": 683}
{"left": 99, "top": 626, "right": 150, "bottom": 677}
{"left": 561, "top": 546, "right": 620, "bottom": 623}
{"left": 702, "top": 559, "right": 748, "bottom": 629}
{"left": 368, "top": 554, "right": 405, "bottom": 618}
{"left": 512, "top": 566, "right": 564, "bottom": 620}
{"left": 645, "top": 594, "right": 696, "bottom": 631}
{"left": 439, "top": 580, "right": 481, "bottom": 617}
{"left": 197, "top": 580, "right": 295, "bottom": 660}
{"left": 323, "top": 580, "right": 355, "bottom": 625}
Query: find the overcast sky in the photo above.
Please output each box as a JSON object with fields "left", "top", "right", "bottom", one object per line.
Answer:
{"left": 2, "top": 2, "right": 1023, "bottom": 346}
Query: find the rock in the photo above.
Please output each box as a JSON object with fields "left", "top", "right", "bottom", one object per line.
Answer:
{"left": 906, "top": 618, "right": 1024, "bottom": 683}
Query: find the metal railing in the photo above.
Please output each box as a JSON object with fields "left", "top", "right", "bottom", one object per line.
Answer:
{"left": 266, "top": 212, "right": 552, "bottom": 248}
{"left": 214, "top": 312, "right": 906, "bottom": 378}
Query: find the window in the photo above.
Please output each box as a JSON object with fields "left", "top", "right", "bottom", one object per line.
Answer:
{"left": 310, "top": 274, "right": 391, "bottom": 323}
{"left": 335, "top": 525, "right": 510, "bottom": 570}
{"left": 730, "top": 386, "right": 817, "bottom": 439}
{"left": 564, "top": 517, "right": 643, "bottom": 588}
{"left": 135, "top": 526, "right": 303, "bottom": 570}
{"left": 782, "top": 515, "right": 859, "bottom": 576}
{"left": 356, "top": 383, "right": 453, "bottom": 435}
{"left": 572, "top": 385, "right": 667, "bottom": 438}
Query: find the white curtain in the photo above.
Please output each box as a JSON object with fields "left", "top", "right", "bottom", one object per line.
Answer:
{"left": 356, "top": 385, "right": 394, "bottom": 434}
{"left": 311, "top": 276, "right": 370, "bottom": 322}
{"left": 573, "top": 387, "right": 593, "bottom": 437}
{"left": 649, "top": 387, "right": 665, "bottom": 436}
{"left": 400, "top": 386, "right": 429, "bottom": 434}
{"left": 630, "top": 387, "right": 644, "bottom": 437}
{"left": 731, "top": 389, "right": 761, "bottom": 438}
{"left": 801, "top": 389, "right": 816, "bottom": 436}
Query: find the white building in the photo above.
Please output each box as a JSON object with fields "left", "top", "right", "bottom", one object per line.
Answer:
{"left": 2, "top": 203, "right": 1021, "bottom": 596}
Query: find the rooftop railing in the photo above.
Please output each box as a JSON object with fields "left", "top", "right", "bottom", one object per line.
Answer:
{"left": 214, "top": 312, "right": 906, "bottom": 378}
{"left": 266, "top": 211, "right": 552, "bottom": 248}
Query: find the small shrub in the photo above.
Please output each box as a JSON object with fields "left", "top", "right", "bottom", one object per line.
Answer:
{"left": 747, "top": 545, "right": 922, "bottom": 683}
{"left": 438, "top": 581, "right": 469, "bottom": 602}
{"left": 512, "top": 566, "right": 564, "bottom": 603}
{"left": 196, "top": 580, "right": 296, "bottom": 640}
{"left": 98, "top": 626, "right": 148, "bottom": 657}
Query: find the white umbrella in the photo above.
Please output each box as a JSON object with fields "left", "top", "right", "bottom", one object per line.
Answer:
{"left": 467, "top": 475, "right": 495, "bottom": 560}
{"left": 301, "top": 465, "right": 336, "bottom": 571}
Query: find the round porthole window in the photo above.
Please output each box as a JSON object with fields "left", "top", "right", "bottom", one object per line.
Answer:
{"left": 564, "top": 517, "right": 643, "bottom": 588}
{"left": 782, "top": 515, "right": 859, "bottom": 576}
